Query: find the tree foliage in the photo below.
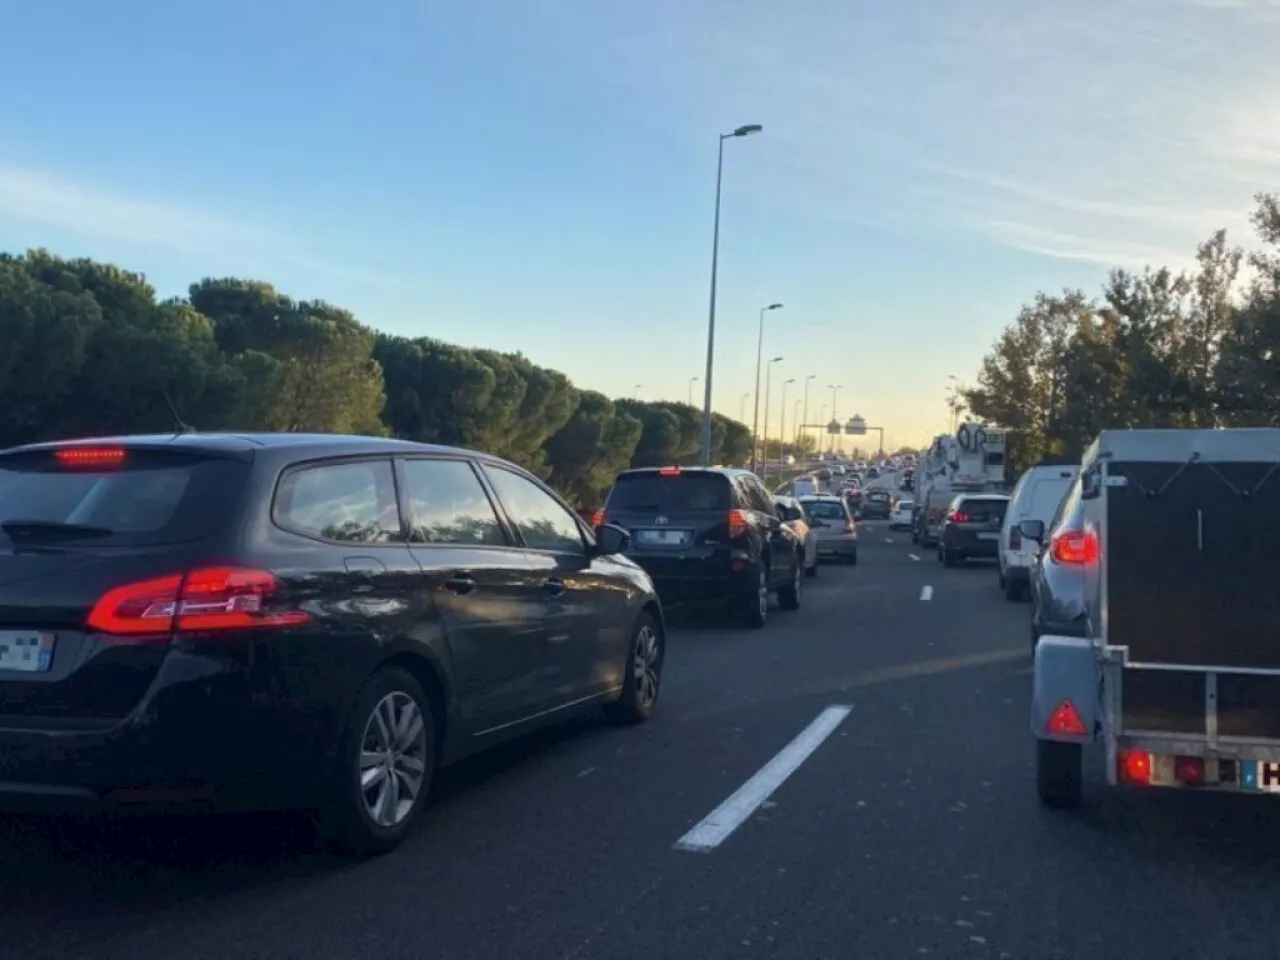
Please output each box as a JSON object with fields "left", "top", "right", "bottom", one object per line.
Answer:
{"left": 0, "top": 251, "right": 756, "bottom": 506}
{"left": 965, "top": 195, "right": 1280, "bottom": 476}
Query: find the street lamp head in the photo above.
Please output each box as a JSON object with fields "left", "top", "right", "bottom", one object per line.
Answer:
{"left": 733, "top": 124, "right": 763, "bottom": 137}
{"left": 771, "top": 355, "right": 784, "bottom": 363}
{"left": 767, "top": 302, "right": 783, "bottom": 311}
{"left": 785, "top": 378, "right": 796, "bottom": 385}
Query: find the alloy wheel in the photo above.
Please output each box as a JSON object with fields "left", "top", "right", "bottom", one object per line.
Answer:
{"left": 634, "top": 623, "right": 662, "bottom": 708}
{"left": 358, "top": 691, "right": 429, "bottom": 828}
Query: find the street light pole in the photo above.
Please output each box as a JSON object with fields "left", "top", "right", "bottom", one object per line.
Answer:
{"left": 687, "top": 376, "right": 699, "bottom": 406}
{"left": 633, "top": 383, "right": 642, "bottom": 399}
{"left": 778, "top": 377, "right": 795, "bottom": 481}
{"left": 761, "top": 356, "right": 783, "bottom": 478}
{"left": 740, "top": 392, "right": 751, "bottom": 423}
{"left": 700, "top": 124, "right": 764, "bottom": 466}
{"left": 828, "top": 384, "right": 843, "bottom": 454}
{"left": 750, "top": 302, "right": 783, "bottom": 472}
{"left": 801, "top": 374, "right": 816, "bottom": 473}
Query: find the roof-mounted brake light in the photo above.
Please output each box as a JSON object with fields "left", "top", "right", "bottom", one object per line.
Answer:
{"left": 55, "top": 447, "right": 128, "bottom": 468}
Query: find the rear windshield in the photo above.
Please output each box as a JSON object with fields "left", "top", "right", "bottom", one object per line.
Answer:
{"left": 0, "top": 450, "right": 250, "bottom": 546}
{"left": 896, "top": 500, "right": 914, "bottom": 509}
{"left": 801, "top": 499, "right": 846, "bottom": 520}
{"left": 866, "top": 491, "right": 890, "bottom": 501}
{"left": 958, "top": 498, "right": 1009, "bottom": 522}
{"left": 608, "top": 473, "right": 730, "bottom": 512}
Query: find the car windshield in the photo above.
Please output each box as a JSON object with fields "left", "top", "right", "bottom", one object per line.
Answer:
{"left": 801, "top": 500, "right": 846, "bottom": 520}
{"left": 607, "top": 473, "right": 730, "bottom": 512}
{"left": 958, "top": 498, "right": 1009, "bottom": 523}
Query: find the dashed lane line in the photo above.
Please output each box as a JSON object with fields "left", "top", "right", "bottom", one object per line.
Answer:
{"left": 920, "top": 585, "right": 933, "bottom": 601}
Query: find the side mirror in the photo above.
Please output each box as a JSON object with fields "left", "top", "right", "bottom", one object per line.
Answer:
{"left": 594, "top": 523, "right": 630, "bottom": 556}
{"left": 1019, "top": 519, "right": 1045, "bottom": 543}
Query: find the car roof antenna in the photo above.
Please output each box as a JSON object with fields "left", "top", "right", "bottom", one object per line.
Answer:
{"left": 159, "top": 389, "right": 196, "bottom": 435}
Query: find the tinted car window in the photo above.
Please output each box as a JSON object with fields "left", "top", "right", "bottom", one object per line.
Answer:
{"left": 608, "top": 473, "right": 731, "bottom": 512}
{"left": 276, "top": 459, "right": 400, "bottom": 543}
{"left": 0, "top": 452, "right": 249, "bottom": 546}
{"left": 402, "top": 458, "right": 507, "bottom": 546}
{"left": 739, "top": 475, "right": 776, "bottom": 514}
{"left": 485, "top": 467, "right": 584, "bottom": 554}
{"left": 958, "top": 498, "right": 1009, "bottom": 524}
{"left": 800, "top": 499, "right": 847, "bottom": 521}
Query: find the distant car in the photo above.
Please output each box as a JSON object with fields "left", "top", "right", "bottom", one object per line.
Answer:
{"left": 938, "top": 494, "right": 1010, "bottom": 566}
{"left": 790, "top": 475, "right": 821, "bottom": 499}
{"left": 861, "top": 489, "right": 893, "bottom": 520}
{"left": 866, "top": 467, "right": 880, "bottom": 480}
{"left": 889, "top": 499, "right": 915, "bottom": 530}
{"left": 816, "top": 468, "right": 833, "bottom": 483}
{"left": 798, "top": 494, "right": 858, "bottom": 565}
{"left": 774, "top": 495, "right": 819, "bottom": 577}
{"left": 0, "top": 432, "right": 664, "bottom": 855}
{"left": 600, "top": 466, "right": 804, "bottom": 627}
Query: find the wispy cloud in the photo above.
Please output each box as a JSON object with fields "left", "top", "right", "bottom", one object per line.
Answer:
{"left": 0, "top": 163, "right": 402, "bottom": 289}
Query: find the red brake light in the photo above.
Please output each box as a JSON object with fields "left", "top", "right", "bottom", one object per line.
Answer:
{"left": 1119, "top": 749, "right": 1151, "bottom": 785}
{"left": 658, "top": 466, "right": 681, "bottom": 476}
{"left": 591, "top": 509, "right": 606, "bottom": 527}
{"left": 1051, "top": 530, "right": 1098, "bottom": 565}
{"left": 948, "top": 511, "right": 971, "bottom": 523}
{"left": 87, "top": 566, "right": 309, "bottom": 637}
{"left": 55, "top": 447, "right": 127, "bottom": 468}
{"left": 728, "top": 509, "right": 749, "bottom": 538}
{"left": 1175, "top": 755, "right": 1205, "bottom": 786}
{"left": 1046, "top": 698, "right": 1088, "bottom": 736}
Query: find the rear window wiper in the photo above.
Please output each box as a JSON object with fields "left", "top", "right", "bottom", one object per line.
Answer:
{"left": 0, "top": 519, "right": 116, "bottom": 540}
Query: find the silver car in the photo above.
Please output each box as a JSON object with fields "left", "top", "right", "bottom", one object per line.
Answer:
{"left": 798, "top": 494, "right": 859, "bottom": 565}
{"left": 1025, "top": 475, "right": 1089, "bottom": 651}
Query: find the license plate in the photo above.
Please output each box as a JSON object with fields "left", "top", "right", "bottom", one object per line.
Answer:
{"left": 635, "top": 529, "right": 689, "bottom": 546}
{"left": 0, "top": 630, "right": 55, "bottom": 672}
{"left": 1245, "top": 761, "right": 1280, "bottom": 792}
{"left": 978, "top": 532, "right": 999, "bottom": 541}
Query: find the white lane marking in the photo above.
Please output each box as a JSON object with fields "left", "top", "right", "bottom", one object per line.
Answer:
{"left": 674, "top": 705, "right": 852, "bottom": 853}
{"left": 920, "top": 585, "right": 933, "bottom": 601}
{"left": 908, "top": 553, "right": 920, "bottom": 562}
{"left": 884, "top": 537, "right": 894, "bottom": 544}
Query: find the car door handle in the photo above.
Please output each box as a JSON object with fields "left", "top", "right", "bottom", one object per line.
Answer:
{"left": 443, "top": 573, "right": 477, "bottom": 595}
{"left": 543, "top": 577, "right": 566, "bottom": 597}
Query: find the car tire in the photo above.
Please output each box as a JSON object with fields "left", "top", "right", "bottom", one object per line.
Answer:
{"left": 778, "top": 556, "right": 802, "bottom": 610}
{"left": 806, "top": 554, "right": 818, "bottom": 578}
{"left": 1030, "top": 611, "right": 1041, "bottom": 655}
{"left": 911, "top": 528, "right": 919, "bottom": 545}
{"left": 605, "top": 612, "right": 663, "bottom": 725}
{"left": 1036, "top": 739, "right": 1083, "bottom": 808}
{"left": 742, "top": 564, "right": 769, "bottom": 629}
{"left": 325, "top": 665, "right": 435, "bottom": 857}
{"left": 942, "top": 545, "right": 957, "bottom": 568}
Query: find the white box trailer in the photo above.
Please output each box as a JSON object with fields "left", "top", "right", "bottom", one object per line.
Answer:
{"left": 1030, "top": 428, "right": 1280, "bottom": 806}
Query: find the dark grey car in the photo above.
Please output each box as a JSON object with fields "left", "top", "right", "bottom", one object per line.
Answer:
{"left": 1025, "top": 474, "right": 1090, "bottom": 651}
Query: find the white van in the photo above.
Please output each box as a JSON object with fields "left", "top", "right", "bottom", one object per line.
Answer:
{"left": 998, "top": 463, "right": 1078, "bottom": 601}
{"left": 790, "top": 475, "right": 821, "bottom": 499}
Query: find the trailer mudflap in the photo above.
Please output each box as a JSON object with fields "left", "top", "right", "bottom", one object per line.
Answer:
{"left": 1032, "top": 635, "right": 1098, "bottom": 742}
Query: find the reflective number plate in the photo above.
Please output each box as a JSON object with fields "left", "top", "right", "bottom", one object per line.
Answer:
{"left": 0, "top": 631, "right": 55, "bottom": 672}
{"left": 978, "top": 532, "right": 1000, "bottom": 541}
{"left": 1245, "top": 762, "right": 1280, "bottom": 793}
{"left": 635, "top": 529, "right": 690, "bottom": 546}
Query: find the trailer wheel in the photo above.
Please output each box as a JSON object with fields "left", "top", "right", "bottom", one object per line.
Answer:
{"left": 1036, "top": 739, "right": 1083, "bottom": 808}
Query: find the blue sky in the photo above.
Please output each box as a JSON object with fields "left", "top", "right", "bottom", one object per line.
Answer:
{"left": 2, "top": 0, "right": 1278, "bottom": 449}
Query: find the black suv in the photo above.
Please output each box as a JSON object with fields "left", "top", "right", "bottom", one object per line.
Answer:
{"left": 860, "top": 489, "right": 892, "bottom": 520}
{"left": 938, "top": 493, "right": 1010, "bottom": 566}
{"left": 0, "top": 433, "right": 663, "bottom": 854}
{"left": 596, "top": 466, "right": 804, "bottom": 627}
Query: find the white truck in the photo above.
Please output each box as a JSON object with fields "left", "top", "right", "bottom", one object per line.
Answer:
{"left": 1029, "top": 428, "right": 1280, "bottom": 807}
{"left": 912, "top": 422, "right": 1007, "bottom": 548}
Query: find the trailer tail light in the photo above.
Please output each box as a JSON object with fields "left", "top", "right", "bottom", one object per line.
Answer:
{"left": 1051, "top": 530, "right": 1098, "bottom": 565}
{"left": 87, "top": 567, "right": 310, "bottom": 637}
{"left": 1046, "top": 698, "right": 1087, "bottom": 736}
{"left": 728, "top": 509, "right": 750, "bottom": 539}
{"left": 591, "top": 509, "right": 606, "bottom": 527}
{"left": 1119, "top": 749, "right": 1152, "bottom": 785}
{"left": 1175, "top": 755, "right": 1205, "bottom": 786}
{"left": 948, "top": 511, "right": 971, "bottom": 523}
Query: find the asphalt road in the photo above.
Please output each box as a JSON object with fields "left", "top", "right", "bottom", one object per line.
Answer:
{"left": 3, "top": 472, "right": 1280, "bottom": 960}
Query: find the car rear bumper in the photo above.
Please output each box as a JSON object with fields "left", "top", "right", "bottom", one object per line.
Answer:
{"left": 0, "top": 648, "right": 335, "bottom": 814}
{"left": 816, "top": 537, "right": 858, "bottom": 558}
{"left": 944, "top": 532, "right": 1001, "bottom": 557}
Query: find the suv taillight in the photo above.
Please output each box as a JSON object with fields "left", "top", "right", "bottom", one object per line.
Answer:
{"left": 591, "top": 508, "right": 606, "bottom": 527}
{"left": 948, "top": 511, "right": 971, "bottom": 523}
{"left": 1050, "top": 530, "right": 1098, "bottom": 565}
{"left": 1009, "top": 526, "right": 1022, "bottom": 550}
{"left": 728, "top": 509, "right": 750, "bottom": 538}
{"left": 87, "top": 567, "right": 310, "bottom": 637}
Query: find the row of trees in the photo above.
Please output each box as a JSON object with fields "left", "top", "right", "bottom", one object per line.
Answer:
{"left": 963, "top": 194, "right": 1280, "bottom": 475}
{"left": 0, "top": 250, "right": 759, "bottom": 505}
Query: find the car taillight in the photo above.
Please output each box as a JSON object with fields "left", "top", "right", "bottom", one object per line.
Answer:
{"left": 1009, "top": 526, "right": 1022, "bottom": 550}
{"left": 55, "top": 447, "right": 127, "bottom": 468}
{"left": 591, "top": 509, "right": 606, "bottom": 527}
{"left": 87, "top": 566, "right": 310, "bottom": 637}
{"left": 728, "top": 509, "right": 749, "bottom": 538}
{"left": 1051, "top": 530, "right": 1098, "bottom": 565}
{"left": 948, "top": 511, "right": 971, "bottom": 523}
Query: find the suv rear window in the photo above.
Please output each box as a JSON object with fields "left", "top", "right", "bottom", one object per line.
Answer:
{"left": 607, "top": 472, "right": 731, "bottom": 512}
{"left": 800, "top": 499, "right": 847, "bottom": 520}
{"left": 958, "top": 498, "right": 1008, "bottom": 523}
{"left": 0, "top": 450, "right": 250, "bottom": 546}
